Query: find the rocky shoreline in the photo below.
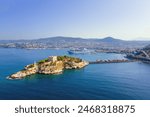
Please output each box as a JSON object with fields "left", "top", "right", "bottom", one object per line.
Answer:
{"left": 9, "top": 56, "right": 89, "bottom": 79}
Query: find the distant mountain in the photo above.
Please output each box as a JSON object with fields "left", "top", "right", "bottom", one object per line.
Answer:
{"left": 95, "top": 37, "right": 124, "bottom": 43}
{"left": 37, "top": 36, "right": 83, "bottom": 41}
{"left": 36, "top": 36, "right": 123, "bottom": 43}
{"left": 0, "top": 36, "right": 150, "bottom": 49}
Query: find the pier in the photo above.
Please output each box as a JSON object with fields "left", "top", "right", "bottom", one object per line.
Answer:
{"left": 89, "top": 59, "right": 135, "bottom": 64}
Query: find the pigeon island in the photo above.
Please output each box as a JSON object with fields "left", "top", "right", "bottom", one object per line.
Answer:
{"left": 9, "top": 56, "right": 89, "bottom": 79}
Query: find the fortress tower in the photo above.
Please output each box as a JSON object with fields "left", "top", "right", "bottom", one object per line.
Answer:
{"left": 48, "top": 56, "right": 57, "bottom": 62}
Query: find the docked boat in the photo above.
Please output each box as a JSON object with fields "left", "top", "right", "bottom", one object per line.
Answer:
{"left": 68, "top": 48, "right": 95, "bottom": 54}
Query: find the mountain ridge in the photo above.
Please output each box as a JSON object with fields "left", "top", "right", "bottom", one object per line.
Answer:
{"left": 0, "top": 36, "right": 124, "bottom": 41}
{"left": 0, "top": 36, "right": 150, "bottom": 49}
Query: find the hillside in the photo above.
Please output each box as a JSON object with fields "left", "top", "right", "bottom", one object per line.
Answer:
{"left": 143, "top": 44, "right": 150, "bottom": 57}
{"left": 144, "top": 44, "right": 150, "bottom": 50}
{"left": 0, "top": 36, "right": 150, "bottom": 49}
{"left": 127, "top": 44, "right": 150, "bottom": 60}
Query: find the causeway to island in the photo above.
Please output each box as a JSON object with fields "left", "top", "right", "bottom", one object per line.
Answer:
{"left": 9, "top": 55, "right": 135, "bottom": 79}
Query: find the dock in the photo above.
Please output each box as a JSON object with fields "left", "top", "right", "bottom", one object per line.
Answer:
{"left": 89, "top": 59, "right": 136, "bottom": 64}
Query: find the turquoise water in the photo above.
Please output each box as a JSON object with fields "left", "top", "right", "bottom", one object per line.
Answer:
{"left": 0, "top": 48, "right": 150, "bottom": 100}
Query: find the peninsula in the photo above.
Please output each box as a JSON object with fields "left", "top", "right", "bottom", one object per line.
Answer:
{"left": 9, "top": 56, "right": 89, "bottom": 79}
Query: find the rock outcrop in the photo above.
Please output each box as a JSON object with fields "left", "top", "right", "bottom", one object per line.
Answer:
{"left": 9, "top": 56, "right": 89, "bottom": 79}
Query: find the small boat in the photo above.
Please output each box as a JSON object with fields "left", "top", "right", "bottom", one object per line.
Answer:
{"left": 68, "top": 48, "right": 95, "bottom": 54}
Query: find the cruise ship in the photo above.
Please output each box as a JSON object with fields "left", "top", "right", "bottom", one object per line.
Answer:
{"left": 68, "top": 48, "right": 95, "bottom": 54}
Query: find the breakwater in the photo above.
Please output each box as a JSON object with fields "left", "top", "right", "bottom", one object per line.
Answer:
{"left": 89, "top": 59, "right": 135, "bottom": 64}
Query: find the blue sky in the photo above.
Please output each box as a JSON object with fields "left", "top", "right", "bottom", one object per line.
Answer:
{"left": 0, "top": 0, "right": 150, "bottom": 40}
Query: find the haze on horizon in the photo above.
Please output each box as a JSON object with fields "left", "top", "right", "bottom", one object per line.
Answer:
{"left": 0, "top": 0, "right": 150, "bottom": 40}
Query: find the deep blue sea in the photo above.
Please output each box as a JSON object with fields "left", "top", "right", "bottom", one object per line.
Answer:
{"left": 0, "top": 48, "right": 150, "bottom": 100}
